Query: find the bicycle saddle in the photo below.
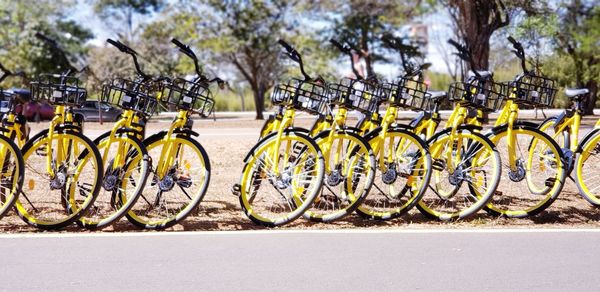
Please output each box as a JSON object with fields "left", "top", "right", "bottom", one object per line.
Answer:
{"left": 565, "top": 88, "right": 589, "bottom": 99}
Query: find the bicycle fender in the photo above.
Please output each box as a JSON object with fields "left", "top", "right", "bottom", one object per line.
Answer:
{"left": 426, "top": 125, "right": 484, "bottom": 144}
{"left": 55, "top": 124, "right": 81, "bottom": 132}
{"left": 242, "top": 128, "right": 309, "bottom": 163}
{"left": 576, "top": 128, "right": 600, "bottom": 154}
{"left": 174, "top": 128, "right": 200, "bottom": 137}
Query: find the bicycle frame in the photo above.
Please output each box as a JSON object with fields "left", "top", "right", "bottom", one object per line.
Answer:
{"left": 102, "top": 109, "right": 144, "bottom": 172}
{"left": 45, "top": 105, "right": 82, "bottom": 177}
{"left": 2, "top": 111, "right": 28, "bottom": 147}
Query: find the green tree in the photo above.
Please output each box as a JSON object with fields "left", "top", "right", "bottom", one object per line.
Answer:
{"left": 311, "top": 0, "right": 426, "bottom": 78}
{"left": 189, "top": 0, "right": 297, "bottom": 119}
{"left": 444, "top": 0, "right": 547, "bottom": 71}
{"left": 553, "top": 1, "right": 599, "bottom": 114}
{"left": 0, "top": 0, "right": 93, "bottom": 86}
{"left": 94, "top": 0, "right": 165, "bottom": 41}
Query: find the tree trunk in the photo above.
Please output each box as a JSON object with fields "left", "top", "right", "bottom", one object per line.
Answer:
{"left": 449, "top": 0, "right": 508, "bottom": 71}
{"left": 583, "top": 79, "right": 598, "bottom": 115}
{"left": 251, "top": 84, "right": 265, "bottom": 120}
{"left": 466, "top": 35, "right": 491, "bottom": 70}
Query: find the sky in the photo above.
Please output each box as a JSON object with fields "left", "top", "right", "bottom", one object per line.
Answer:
{"left": 70, "top": 1, "right": 455, "bottom": 77}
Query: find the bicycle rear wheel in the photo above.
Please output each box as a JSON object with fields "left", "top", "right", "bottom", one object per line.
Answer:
{"left": 77, "top": 132, "right": 150, "bottom": 229}
{"left": 16, "top": 130, "right": 103, "bottom": 230}
{"left": 307, "top": 129, "right": 375, "bottom": 222}
{"left": 417, "top": 129, "right": 501, "bottom": 220}
{"left": 575, "top": 129, "right": 600, "bottom": 206}
{"left": 239, "top": 130, "right": 324, "bottom": 226}
{"left": 484, "top": 125, "right": 566, "bottom": 218}
{"left": 0, "top": 135, "right": 24, "bottom": 220}
{"left": 126, "top": 132, "right": 210, "bottom": 229}
{"left": 357, "top": 128, "right": 432, "bottom": 220}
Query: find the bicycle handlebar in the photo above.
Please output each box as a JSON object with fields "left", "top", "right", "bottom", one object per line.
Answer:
{"left": 107, "top": 38, "right": 149, "bottom": 80}
{"left": 277, "top": 39, "right": 311, "bottom": 82}
{"left": 330, "top": 38, "right": 363, "bottom": 81}
{"left": 448, "top": 38, "right": 481, "bottom": 78}
{"left": 171, "top": 38, "right": 197, "bottom": 60}
{"left": 507, "top": 36, "right": 528, "bottom": 73}
{"left": 170, "top": 39, "right": 226, "bottom": 89}
{"left": 171, "top": 38, "right": 205, "bottom": 79}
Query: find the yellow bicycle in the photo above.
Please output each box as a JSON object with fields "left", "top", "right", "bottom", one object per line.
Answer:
{"left": 236, "top": 40, "right": 325, "bottom": 226}
{"left": 76, "top": 39, "right": 153, "bottom": 229}
{"left": 537, "top": 87, "right": 600, "bottom": 205}
{"left": 483, "top": 37, "right": 566, "bottom": 218}
{"left": 0, "top": 63, "right": 25, "bottom": 221}
{"left": 126, "top": 39, "right": 220, "bottom": 229}
{"left": 14, "top": 34, "right": 103, "bottom": 230}
{"left": 329, "top": 37, "right": 432, "bottom": 220}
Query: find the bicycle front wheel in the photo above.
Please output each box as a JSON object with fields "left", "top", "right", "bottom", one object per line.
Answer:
{"left": 417, "top": 129, "right": 501, "bottom": 220}
{"left": 239, "top": 130, "right": 325, "bottom": 226}
{"left": 17, "top": 130, "right": 103, "bottom": 230}
{"left": 77, "top": 132, "right": 150, "bottom": 229}
{"left": 357, "top": 128, "right": 432, "bottom": 220}
{"left": 485, "top": 125, "right": 566, "bottom": 217}
{"left": 126, "top": 132, "right": 210, "bottom": 229}
{"left": 0, "top": 135, "right": 24, "bottom": 220}
{"left": 306, "top": 129, "right": 375, "bottom": 222}
{"left": 575, "top": 129, "right": 600, "bottom": 206}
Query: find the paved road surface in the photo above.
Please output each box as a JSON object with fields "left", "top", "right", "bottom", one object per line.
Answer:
{"left": 2, "top": 229, "right": 599, "bottom": 291}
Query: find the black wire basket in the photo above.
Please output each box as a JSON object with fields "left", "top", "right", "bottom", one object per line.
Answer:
{"left": 101, "top": 78, "right": 159, "bottom": 115}
{"left": 511, "top": 74, "right": 557, "bottom": 107}
{"left": 160, "top": 78, "right": 214, "bottom": 116}
{"left": 448, "top": 80, "right": 506, "bottom": 112}
{"left": 271, "top": 78, "right": 328, "bottom": 115}
{"left": 328, "top": 78, "right": 384, "bottom": 114}
{"left": 30, "top": 74, "right": 87, "bottom": 106}
{"left": 381, "top": 77, "right": 430, "bottom": 110}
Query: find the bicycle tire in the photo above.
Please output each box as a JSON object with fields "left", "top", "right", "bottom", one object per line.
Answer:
{"left": 0, "top": 135, "right": 24, "bottom": 220}
{"left": 357, "top": 127, "right": 432, "bottom": 220}
{"left": 417, "top": 128, "right": 501, "bottom": 220}
{"left": 16, "top": 129, "right": 103, "bottom": 230}
{"left": 77, "top": 131, "right": 150, "bottom": 229}
{"left": 238, "top": 129, "right": 325, "bottom": 227}
{"left": 126, "top": 131, "right": 211, "bottom": 229}
{"left": 306, "top": 129, "right": 376, "bottom": 222}
{"left": 484, "top": 125, "right": 566, "bottom": 218}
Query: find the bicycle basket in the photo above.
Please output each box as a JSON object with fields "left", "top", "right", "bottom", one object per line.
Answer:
{"left": 270, "top": 78, "right": 328, "bottom": 115}
{"left": 30, "top": 74, "right": 87, "bottom": 106}
{"left": 328, "top": 78, "right": 384, "bottom": 114}
{"left": 513, "top": 74, "right": 557, "bottom": 107}
{"left": 381, "top": 77, "right": 430, "bottom": 110}
{"left": 160, "top": 78, "right": 214, "bottom": 116}
{"left": 448, "top": 80, "right": 505, "bottom": 112}
{"left": 101, "top": 78, "right": 158, "bottom": 115}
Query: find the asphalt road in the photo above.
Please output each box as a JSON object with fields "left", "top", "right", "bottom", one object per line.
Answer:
{"left": 2, "top": 229, "right": 599, "bottom": 291}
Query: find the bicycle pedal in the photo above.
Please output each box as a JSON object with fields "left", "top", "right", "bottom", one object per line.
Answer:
{"left": 231, "top": 183, "right": 241, "bottom": 196}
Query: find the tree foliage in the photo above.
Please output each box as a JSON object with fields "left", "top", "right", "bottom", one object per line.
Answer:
{"left": 310, "top": 0, "right": 427, "bottom": 79}
{"left": 94, "top": 0, "right": 165, "bottom": 41}
{"left": 0, "top": 0, "right": 93, "bottom": 87}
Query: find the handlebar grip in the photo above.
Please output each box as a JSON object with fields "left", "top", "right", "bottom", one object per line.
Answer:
{"left": 447, "top": 39, "right": 463, "bottom": 51}
{"left": 507, "top": 36, "right": 518, "bottom": 46}
{"left": 277, "top": 39, "right": 294, "bottom": 53}
{"left": 171, "top": 38, "right": 196, "bottom": 59}
{"left": 329, "top": 39, "right": 347, "bottom": 53}
{"left": 107, "top": 39, "right": 126, "bottom": 52}
{"left": 171, "top": 38, "right": 186, "bottom": 49}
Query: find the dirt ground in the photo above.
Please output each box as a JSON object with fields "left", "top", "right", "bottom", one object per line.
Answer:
{"left": 2, "top": 116, "right": 600, "bottom": 233}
